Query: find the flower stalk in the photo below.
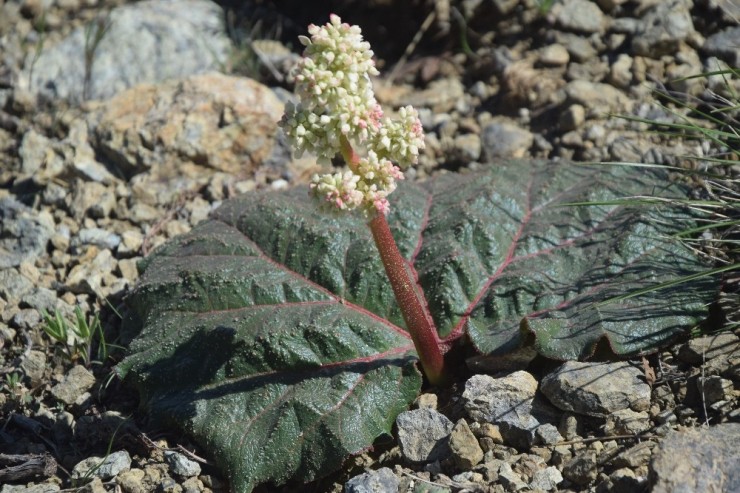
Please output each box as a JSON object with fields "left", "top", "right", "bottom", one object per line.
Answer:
{"left": 368, "top": 213, "right": 447, "bottom": 384}
{"left": 339, "top": 136, "right": 446, "bottom": 384}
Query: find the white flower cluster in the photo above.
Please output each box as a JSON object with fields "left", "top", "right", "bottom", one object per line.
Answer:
{"left": 370, "top": 106, "right": 426, "bottom": 167}
{"left": 310, "top": 151, "right": 404, "bottom": 214}
{"left": 279, "top": 14, "right": 425, "bottom": 215}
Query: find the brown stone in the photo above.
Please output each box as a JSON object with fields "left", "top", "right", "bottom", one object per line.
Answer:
{"left": 89, "top": 73, "right": 284, "bottom": 180}
{"left": 449, "top": 419, "right": 484, "bottom": 470}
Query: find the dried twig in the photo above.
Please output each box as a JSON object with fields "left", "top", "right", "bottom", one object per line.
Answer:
{"left": 0, "top": 453, "right": 58, "bottom": 483}
{"left": 551, "top": 433, "right": 657, "bottom": 447}
{"left": 138, "top": 431, "right": 213, "bottom": 465}
{"left": 385, "top": 10, "right": 436, "bottom": 86}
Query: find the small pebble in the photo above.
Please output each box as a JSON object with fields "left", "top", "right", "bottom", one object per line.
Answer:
{"left": 164, "top": 451, "right": 201, "bottom": 478}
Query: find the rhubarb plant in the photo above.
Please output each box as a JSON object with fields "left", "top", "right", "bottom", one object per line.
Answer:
{"left": 117, "top": 16, "right": 716, "bottom": 493}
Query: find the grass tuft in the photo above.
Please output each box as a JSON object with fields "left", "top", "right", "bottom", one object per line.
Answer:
{"left": 41, "top": 306, "right": 108, "bottom": 366}
{"left": 574, "top": 68, "right": 739, "bottom": 332}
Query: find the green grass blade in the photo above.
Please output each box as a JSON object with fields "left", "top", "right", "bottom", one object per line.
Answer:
{"left": 672, "top": 219, "right": 740, "bottom": 238}
{"left": 558, "top": 197, "right": 727, "bottom": 208}
{"left": 74, "top": 306, "right": 92, "bottom": 340}
{"left": 596, "top": 263, "right": 739, "bottom": 307}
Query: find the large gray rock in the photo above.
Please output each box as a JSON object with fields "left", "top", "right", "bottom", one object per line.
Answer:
{"left": 704, "top": 26, "right": 740, "bottom": 67}
{"left": 21, "top": 0, "right": 231, "bottom": 102}
{"left": 632, "top": 0, "right": 696, "bottom": 57}
{"left": 395, "top": 408, "right": 453, "bottom": 463}
{"left": 345, "top": 467, "right": 399, "bottom": 493}
{"left": 540, "top": 361, "right": 651, "bottom": 417}
{"left": 650, "top": 423, "right": 740, "bottom": 493}
{"left": 462, "top": 371, "right": 542, "bottom": 448}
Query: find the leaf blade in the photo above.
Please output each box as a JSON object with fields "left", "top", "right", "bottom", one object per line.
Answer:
{"left": 120, "top": 159, "right": 714, "bottom": 491}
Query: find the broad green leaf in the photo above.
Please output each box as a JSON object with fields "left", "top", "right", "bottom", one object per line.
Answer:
{"left": 118, "top": 160, "right": 714, "bottom": 491}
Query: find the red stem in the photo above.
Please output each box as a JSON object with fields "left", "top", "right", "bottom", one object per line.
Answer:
{"left": 368, "top": 214, "right": 446, "bottom": 384}
{"left": 340, "top": 136, "right": 361, "bottom": 173}
{"left": 339, "top": 135, "right": 446, "bottom": 384}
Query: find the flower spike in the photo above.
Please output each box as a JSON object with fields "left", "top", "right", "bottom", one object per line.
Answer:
{"left": 279, "top": 15, "right": 425, "bottom": 215}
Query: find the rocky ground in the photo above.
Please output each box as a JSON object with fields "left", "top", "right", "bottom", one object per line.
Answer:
{"left": 0, "top": 0, "right": 738, "bottom": 492}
